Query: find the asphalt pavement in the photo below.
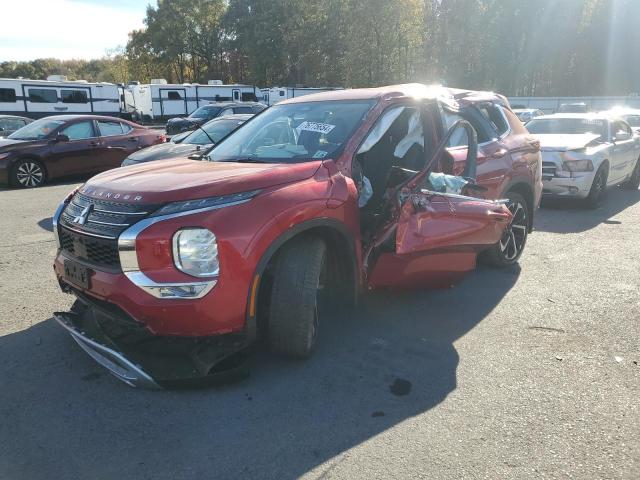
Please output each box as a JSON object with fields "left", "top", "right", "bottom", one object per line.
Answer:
{"left": 0, "top": 181, "right": 638, "bottom": 480}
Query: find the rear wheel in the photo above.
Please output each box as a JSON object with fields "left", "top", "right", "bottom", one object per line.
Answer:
{"left": 268, "top": 236, "right": 327, "bottom": 358}
{"left": 482, "top": 192, "right": 529, "bottom": 267}
{"left": 622, "top": 156, "right": 640, "bottom": 190}
{"left": 585, "top": 166, "right": 607, "bottom": 209}
{"left": 11, "top": 159, "right": 46, "bottom": 188}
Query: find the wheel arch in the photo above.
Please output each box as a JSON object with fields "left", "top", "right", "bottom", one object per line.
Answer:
{"left": 245, "top": 218, "right": 360, "bottom": 337}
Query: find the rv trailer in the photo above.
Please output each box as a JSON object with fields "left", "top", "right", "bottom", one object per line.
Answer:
{"left": 0, "top": 76, "right": 121, "bottom": 118}
{"left": 259, "top": 86, "right": 343, "bottom": 106}
{"left": 124, "top": 80, "right": 260, "bottom": 121}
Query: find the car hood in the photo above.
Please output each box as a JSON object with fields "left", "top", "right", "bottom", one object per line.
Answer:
{"left": 81, "top": 158, "right": 323, "bottom": 204}
{"left": 534, "top": 133, "right": 603, "bottom": 152}
{"left": 167, "top": 117, "right": 205, "bottom": 125}
{"left": 0, "top": 138, "right": 36, "bottom": 151}
{"left": 126, "top": 142, "right": 209, "bottom": 163}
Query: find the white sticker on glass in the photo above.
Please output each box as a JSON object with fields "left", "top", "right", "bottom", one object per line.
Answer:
{"left": 296, "top": 121, "right": 335, "bottom": 135}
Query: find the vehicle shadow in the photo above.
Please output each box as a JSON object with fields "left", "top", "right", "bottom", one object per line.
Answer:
{"left": 535, "top": 187, "right": 640, "bottom": 233}
{"left": 0, "top": 265, "right": 519, "bottom": 480}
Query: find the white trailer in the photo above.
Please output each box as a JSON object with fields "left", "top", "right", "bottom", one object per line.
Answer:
{"left": 124, "top": 80, "right": 260, "bottom": 121}
{"left": 259, "top": 87, "right": 342, "bottom": 106}
{"left": 0, "top": 76, "right": 121, "bottom": 118}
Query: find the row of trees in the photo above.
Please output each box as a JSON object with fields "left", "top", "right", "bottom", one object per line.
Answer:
{"left": 2, "top": 0, "right": 639, "bottom": 96}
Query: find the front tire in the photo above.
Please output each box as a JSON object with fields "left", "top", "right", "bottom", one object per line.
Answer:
{"left": 585, "top": 166, "right": 608, "bottom": 209}
{"left": 622, "top": 156, "right": 640, "bottom": 190}
{"left": 11, "top": 159, "right": 46, "bottom": 188}
{"left": 482, "top": 192, "right": 529, "bottom": 267}
{"left": 268, "top": 236, "right": 327, "bottom": 358}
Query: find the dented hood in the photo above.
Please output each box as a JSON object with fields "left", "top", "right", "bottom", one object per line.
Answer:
{"left": 82, "top": 159, "right": 322, "bottom": 204}
{"left": 534, "top": 133, "right": 603, "bottom": 152}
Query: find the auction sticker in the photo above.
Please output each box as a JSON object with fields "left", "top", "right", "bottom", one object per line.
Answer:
{"left": 296, "top": 121, "right": 335, "bottom": 134}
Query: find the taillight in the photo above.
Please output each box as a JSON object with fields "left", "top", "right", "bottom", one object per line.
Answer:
{"left": 158, "top": 134, "right": 167, "bottom": 143}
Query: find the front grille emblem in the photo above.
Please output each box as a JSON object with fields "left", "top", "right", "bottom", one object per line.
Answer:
{"left": 72, "top": 205, "right": 93, "bottom": 226}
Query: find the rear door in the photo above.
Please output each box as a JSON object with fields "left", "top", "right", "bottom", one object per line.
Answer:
{"left": 95, "top": 120, "right": 139, "bottom": 169}
{"left": 159, "top": 88, "right": 187, "bottom": 117}
{"left": 49, "top": 120, "right": 101, "bottom": 176}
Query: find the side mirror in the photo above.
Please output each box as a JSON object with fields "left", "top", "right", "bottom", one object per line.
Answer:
{"left": 55, "top": 134, "right": 70, "bottom": 142}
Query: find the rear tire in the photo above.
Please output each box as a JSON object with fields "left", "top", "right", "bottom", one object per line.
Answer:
{"left": 622, "top": 156, "right": 640, "bottom": 190}
{"left": 482, "top": 192, "right": 529, "bottom": 268}
{"left": 585, "top": 166, "right": 607, "bottom": 209}
{"left": 268, "top": 236, "right": 327, "bottom": 358}
{"left": 11, "top": 159, "right": 46, "bottom": 188}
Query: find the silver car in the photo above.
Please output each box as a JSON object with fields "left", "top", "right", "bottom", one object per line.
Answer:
{"left": 526, "top": 114, "right": 640, "bottom": 207}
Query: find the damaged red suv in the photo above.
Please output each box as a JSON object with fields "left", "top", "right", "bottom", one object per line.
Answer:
{"left": 53, "top": 84, "right": 542, "bottom": 388}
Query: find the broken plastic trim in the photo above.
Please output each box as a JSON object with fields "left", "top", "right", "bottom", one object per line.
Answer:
{"left": 54, "top": 312, "right": 161, "bottom": 389}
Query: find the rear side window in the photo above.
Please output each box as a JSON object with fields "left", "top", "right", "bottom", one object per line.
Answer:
{"left": 97, "top": 121, "right": 125, "bottom": 137}
{"left": 0, "top": 118, "right": 26, "bottom": 130}
{"left": 167, "top": 91, "right": 182, "bottom": 100}
{"left": 62, "top": 90, "right": 88, "bottom": 104}
{"left": 442, "top": 110, "right": 492, "bottom": 147}
{"left": 477, "top": 104, "right": 509, "bottom": 136}
{"left": 61, "top": 121, "right": 95, "bottom": 140}
{"left": 0, "top": 88, "right": 16, "bottom": 102}
{"left": 29, "top": 89, "right": 58, "bottom": 103}
{"left": 234, "top": 106, "right": 254, "bottom": 114}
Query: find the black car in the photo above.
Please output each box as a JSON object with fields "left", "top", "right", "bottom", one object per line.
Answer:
{"left": 122, "top": 114, "right": 252, "bottom": 166}
{"left": 0, "top": 115, "right": 33, "bottom": 138}
{"left": 165, "top": 102, "right": 265, "bottom": 135}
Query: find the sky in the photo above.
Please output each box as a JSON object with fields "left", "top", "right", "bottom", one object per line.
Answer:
{"left": 0, "top": 0, "right": 157, "bottom": 61}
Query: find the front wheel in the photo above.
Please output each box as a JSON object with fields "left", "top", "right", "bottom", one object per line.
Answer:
{"left": 268, "top": 236, "right": 327, "bottom": 358}
{"left": 585, "top": 166, "right": 608, "bottom": 209}
{"left": 11, "top": 159, "right": 46, "bottom": 188}
{"left": 622, "top": 157, "right": 640, "bottom": 190}
{"left": 482, "top": 192, "right": 529, "bottom": 267}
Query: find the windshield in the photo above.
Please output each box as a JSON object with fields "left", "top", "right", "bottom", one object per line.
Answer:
{"left": 183, "top": 119, "right": 245, "bottom": 145}
{"left": 208, "top": 100, "right": 375, "bottom": 163}
{"left": 526, "top": 118, "right": 607, "bottom": 138}
{"left": 8, "top": 118, "right": 65, "bottom": 140}
{"left": 190, "top": 106, "right": 222, "bottom": 119}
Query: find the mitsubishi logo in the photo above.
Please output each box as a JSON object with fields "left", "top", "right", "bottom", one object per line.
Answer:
{"left": 72, "top": 205, "right": 93, "bottom": 226}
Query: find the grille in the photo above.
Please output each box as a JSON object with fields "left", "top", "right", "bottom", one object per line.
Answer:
{"left": 59, "top": 226, "right": 121, "bottom": 270}
{"left": 58, "top": 193, "right": 159, "bottom": 271}
{"left": 542, "top": 162, "right": 557, "bottom": 178}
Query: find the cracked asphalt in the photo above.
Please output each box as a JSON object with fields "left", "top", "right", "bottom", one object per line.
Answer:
{"left": 0, "top": 181, "right": 638, "bottom": 480}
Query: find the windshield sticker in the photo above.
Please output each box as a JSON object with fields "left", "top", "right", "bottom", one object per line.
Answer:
{"left": 313, "top": 150, "right": 328, "bottom": 158}
{"left": 296, "top": 121, "right": 336, "bottom": 135}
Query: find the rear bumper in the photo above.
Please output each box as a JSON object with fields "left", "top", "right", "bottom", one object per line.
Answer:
{"left": 55, "top": 297, "right": 251, "bottom": 389}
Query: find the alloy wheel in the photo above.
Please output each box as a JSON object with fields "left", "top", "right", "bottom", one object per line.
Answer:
{"left": 499, "top": 200, "right": 528, "bottom": 261}
{"left": 16, "top": 162, "right": 44, "bottom": 187}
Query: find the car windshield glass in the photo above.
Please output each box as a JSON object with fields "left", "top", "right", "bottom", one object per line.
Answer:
{"left": 526, "top": 118, "right": 607, "bottom": 138}
{"left": 183, "top": 120, "right": 244, "bottom": 145}
{"left": 190, "top": 107, "right": 221, "bottom": 119}
{"left": 208, "top": 100, "right": 375, "bottom": 163}
{"left": 7, "top": 118, "right": 66, "bottom": 140}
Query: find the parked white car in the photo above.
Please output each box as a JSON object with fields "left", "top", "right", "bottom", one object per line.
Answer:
{"left": 526, "top": 113, "right": 640, "bottom": 207}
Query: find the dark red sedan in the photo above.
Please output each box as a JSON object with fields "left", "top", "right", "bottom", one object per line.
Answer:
{"left": 0, "top": 115, "right": 165, "bottom": 187}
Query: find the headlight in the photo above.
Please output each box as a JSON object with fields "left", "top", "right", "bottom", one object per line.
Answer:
{"left": 172, "top": 228, "right": 219, "bottom": 278}
{"left": 563, "top": 159, "right": 594, "bottom": 172}
{"left": 152, "top": 190, "right": 261, "bottom": 217}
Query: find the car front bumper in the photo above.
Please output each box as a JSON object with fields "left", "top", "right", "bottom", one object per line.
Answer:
{"left": 55, "top": 296, "right": 251, "bottom": 389}
{"left": 542, "top": 170, "right": 596, "bottom": 198}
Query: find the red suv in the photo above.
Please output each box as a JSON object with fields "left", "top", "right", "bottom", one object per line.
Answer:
{"left": 53, "top": 84, "right": 542, "bottom": 388}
